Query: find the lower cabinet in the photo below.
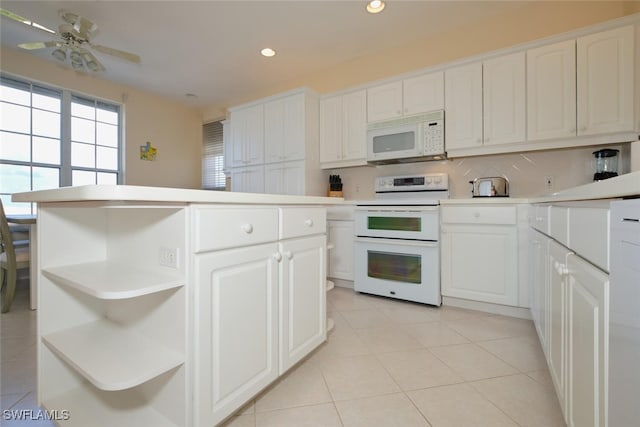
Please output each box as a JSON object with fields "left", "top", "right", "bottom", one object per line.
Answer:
{"left": 279, "top": 235, "right": 326, "bottom": 373}
{"left": 441, "top": 205, "right": 519, "bottom": 306}
{"left": 327, "top": 219, "right": 354, "bottom": 281}
{"left": 195, "top": 243, "right": 280, "bottom": 427}
{"left": 566, "top": 254, "right": 609, "bottom": 427}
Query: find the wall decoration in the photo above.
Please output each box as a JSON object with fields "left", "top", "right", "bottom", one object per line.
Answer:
{"left": 140, "top": 141, "right": 157, "bottom": 161}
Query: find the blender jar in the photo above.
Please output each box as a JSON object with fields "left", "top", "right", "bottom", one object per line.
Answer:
{"left": 593, "top": 149, "right": 619, "bottom": 181}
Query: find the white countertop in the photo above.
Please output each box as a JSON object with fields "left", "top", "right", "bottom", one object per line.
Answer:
{"left": 530, "top": 170, "right": 640, "bottom": 203}
{"left": 12, "top": 185, "right": 346, "bottom": 205}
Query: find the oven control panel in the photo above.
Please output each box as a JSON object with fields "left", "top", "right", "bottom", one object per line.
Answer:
{"left": 374, "top": 173, "right": 449, "bottom": 193}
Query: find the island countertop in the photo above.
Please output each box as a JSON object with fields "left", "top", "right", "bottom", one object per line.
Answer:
{"left": 12, "top": 184, "right": 346, "bottom": 205}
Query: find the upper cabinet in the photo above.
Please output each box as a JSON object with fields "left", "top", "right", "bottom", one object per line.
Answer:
{"left": 319, "top": 89, "right": 367, "bottom": 169}
{"left": 444, "top": 62, "right": 484, "bottom": 151}
{"left": 577, "top": 25, "right": 636, "bottom": 136}
{"left": 229, "top": 104, "right": 264, "bottom": 167}
{"left": 527, "top": 40, "right": 577, "bottom": 141}
{"left": 483, "top": 52, "right": 526, "bottom": 146}
{"left": 367, "top": 71, "right": 444, "bottom": 122}
{"left": 264, "top": 94, "right": 305, "bottom": 164}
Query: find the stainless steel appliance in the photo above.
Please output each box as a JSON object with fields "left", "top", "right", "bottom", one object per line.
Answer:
{"left": 354, "top": 173, "right": 449, "bottom": 305}
{"left": 469, "top": 176, "right": 509, "bottom": 197}
{"left": 609, "top": 199, "right": 640, "bottom": 425}
{"left": 366, "top": 110, "right": 446, "bottom": 164}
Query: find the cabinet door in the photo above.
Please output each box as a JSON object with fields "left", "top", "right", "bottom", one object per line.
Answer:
{"left": 403, "top": 71, "right": 444, "bottom": 116}
{"left": 283, "top": 94, "right": 305, "bottom": 161}
{"left": 367, "top": 80, "right": 403, "bottom": 122}
{"left": 319, "top": 96, "right": 342, "bottom": 163}
{"left": 279, "top": 235, "right": 326, "bottom": 373}
{"left": 441, "top": 224, "right": 518, "bottom": 306}
{"left": 194, "top": 243, "right": 279, "bottom": 427}
{"left": 444, "top": 62, "right": 483, "bottom": 150}
{"left": 264, "top": 164, "right": 283, "bottom": 195}
{"left": 483, "top": 52, "right": 526, "bottom": 146}
{"left": 566, "top": 254, "right": 609, "bottom": 427}
{"left": 328, "top": 220, "right": 354, "bottom": 280}
{"left": 244, "top": 104, "right": 265, "bottom": 165}
{"left": 231, "top": 166, "right": 264, "bottom": 193}
{"left": 229, "top": 111, "right": 246, "bottom": 167}
{"left": 282, "top": 161, "right": 305, "bottom": 196}
{"left": 548, "top": 240, "right": 570, "bottom": 420}
{"left": 342, "top": 90, "right": 367, "bottom": 161}
{"left": 577, "top": 25, "right": 635, "bottom": 135}
{"left": 264, "top": 98, "right": 285, "bottom": 164}
{"left": 529, "top": 230, "right": 549, "bottom": 354}
{"left": 527, "top": 40, "right": 577, "bottom": 141}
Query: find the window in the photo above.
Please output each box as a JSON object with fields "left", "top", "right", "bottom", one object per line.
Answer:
{"left": 202, "top": 120, "right": 225, "bottom": 191}
{"left": 0, "top": 74, "right": 122, "bottom": 214}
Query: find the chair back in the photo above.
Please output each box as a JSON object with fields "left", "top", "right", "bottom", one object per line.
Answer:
{"left": 0, "top": 199, "right": 17, "bottom": 267}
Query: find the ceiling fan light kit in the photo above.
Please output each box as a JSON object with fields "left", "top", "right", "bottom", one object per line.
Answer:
{"left": 3, "top": 7, "right": 140, "bottom": 73}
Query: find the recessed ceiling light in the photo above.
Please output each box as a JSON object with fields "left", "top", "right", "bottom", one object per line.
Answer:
{"left": 261, "top": 48, "right": 276, "bottom": 57}
{"left": 366, "top": 0, "right": 385, "bottom": 14}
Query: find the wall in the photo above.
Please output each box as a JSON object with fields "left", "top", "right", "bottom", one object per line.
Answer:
{"left": 0, "top": 47, "right": 203, "bottom": 189}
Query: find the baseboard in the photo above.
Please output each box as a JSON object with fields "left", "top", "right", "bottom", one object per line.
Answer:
{"left": 328, "top": 278, "right": 353, "bottom": 289}
{"left": 443, "top": 296, "right": 532, "bottom": 320}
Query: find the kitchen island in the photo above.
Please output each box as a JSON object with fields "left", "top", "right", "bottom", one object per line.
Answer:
{"left": 13, "top": 185, "right": 342, "bottom": 427}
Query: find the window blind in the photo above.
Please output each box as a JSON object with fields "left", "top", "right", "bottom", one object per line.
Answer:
{"left": 202, "top": 120, "right": 225, "bottom": 190}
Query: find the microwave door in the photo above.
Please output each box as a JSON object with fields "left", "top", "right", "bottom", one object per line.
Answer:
{"left": 367, "top": 123, "right": 421, "bottom": 161}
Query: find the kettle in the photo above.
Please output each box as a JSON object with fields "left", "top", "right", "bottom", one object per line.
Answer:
{"left": 469, "top": 177, "right": 509, "bottom": 197}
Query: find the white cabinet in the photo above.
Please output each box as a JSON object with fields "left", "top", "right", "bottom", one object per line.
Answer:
{"left": 319, "top": 90, "right": 367, "bottom": 168}
{"left": 279, "top": 234, "right": 326, "bottom": 373}
{"left": 265, "top": 94, "right": 305, "bottom": 163}
{"left": 441, "top": 205, "right": 519, "bottom": 306}
{"left": 548, "top": 240, "right": 571, "bottom": 418}
{"left": 222, "top": 119, "right": 232, "bottom": 174}
{"left": 566, "top": 253, "right": 609, "bottom": 427}
{"left": 444, "top": 62, "right": 483, "bottom": 150}
{"left": 37, "top": 205, "right": 189, "bottom": 426}
{"left": 194, "top": 243, "right": 279, "bottom": 427}
{"left": 327, "top": 219, "right": 354, "bottom": 281}
{"left": 483, "top": 52, "right": 526, "bottom": 146}
{"left": 529, "top": 229, "right": 550, "bottom": 354}
{"left": 265, "top": 161, "right": 305, "bottom": 195}
{"left": 527, "top": 40, "right": 577, "bottom": 141}
{"left": 231, "top": 165, "right": 265, "bottom": 193}
{"left": 577, "top": 25, "right": 636, "bottom": 136}
{"left": 366, "top": 71, "right": 444, "bottom": 122}
{"left": 230, "top": 104, "right": 264, "bottom": 167}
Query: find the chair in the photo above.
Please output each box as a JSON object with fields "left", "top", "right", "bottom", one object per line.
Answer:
{"left": 0, "top": 199, "right": 30, "bottom": 313}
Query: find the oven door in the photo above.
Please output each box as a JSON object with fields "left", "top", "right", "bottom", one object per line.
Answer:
{"left": 354, "top": 237, "right": 441, "bottom": 305}
{"left": 354, "top": 206, "right": 439, "bottom": 241}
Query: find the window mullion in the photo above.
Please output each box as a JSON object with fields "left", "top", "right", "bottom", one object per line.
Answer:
{"left": 60, "top": 90, "right": 72, "bottom": 187}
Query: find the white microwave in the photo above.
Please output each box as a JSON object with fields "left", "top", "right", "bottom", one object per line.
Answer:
{"left": 366, "top": 110, "right": 445, "bottom": 164}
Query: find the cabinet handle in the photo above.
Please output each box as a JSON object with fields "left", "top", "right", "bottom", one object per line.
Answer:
{"left": 473, "top": 212, "right": 480, "bottom": 218}
{"left": 241, "top": 223, "right": 254, "bottom": 234}
{"left": 304, "top": 219, "right": 314, "bottom": 227}
{"left": 273, "top": 252, "right": 283, "bottom": 262}
{"left": 284, "top": 251, "right": 293, "bottom": 260}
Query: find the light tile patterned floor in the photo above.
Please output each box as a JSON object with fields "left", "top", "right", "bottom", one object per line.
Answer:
{"left": 1, "top": 284, "right": 566, "bottom": 427}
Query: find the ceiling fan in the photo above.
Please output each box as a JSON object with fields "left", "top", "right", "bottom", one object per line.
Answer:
{"left": 2, "top": 8, "right": 140, "bottom": 72}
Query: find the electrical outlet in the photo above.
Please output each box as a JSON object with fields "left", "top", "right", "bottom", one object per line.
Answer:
{"left": 544, "top": 175, "right": 555, "bottom": 191}
{"left": 159, "top": 247, "right": 179, "bottom": 268}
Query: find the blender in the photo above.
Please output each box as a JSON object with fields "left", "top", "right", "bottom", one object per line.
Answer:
{"left": 593, "top": 148, "right": 619, "bottom": 181}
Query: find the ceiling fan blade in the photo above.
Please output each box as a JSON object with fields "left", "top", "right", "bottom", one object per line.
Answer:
{"left": 18, "top": 40, "right": 61, "bottom": 50}
{"left": 79, "top": 49, "right": 106, "bottom": 72}
{"left": 91, "top": 44, "right": 140, "bottom": 64}
{"left": 1, "top": 8, "right": 57, "bottom": 35}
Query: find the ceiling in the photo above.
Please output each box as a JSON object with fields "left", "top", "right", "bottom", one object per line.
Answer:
{"left": 0, "top": 1, "right": 531, "bottom": 111}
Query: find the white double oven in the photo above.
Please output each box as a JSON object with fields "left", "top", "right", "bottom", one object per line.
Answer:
{"left": 354, "top": 173, "right": 448, "bottom": 306}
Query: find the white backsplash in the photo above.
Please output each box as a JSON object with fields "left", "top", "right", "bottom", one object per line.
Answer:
{"left": 329, "top": 144, "right": 631, "bottom": 200}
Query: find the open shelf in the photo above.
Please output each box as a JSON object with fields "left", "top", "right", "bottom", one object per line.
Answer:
{"left": 43, "top": 386, "right": 179, "bottom": 427}
{"left": 42, "top": 320, "right": 184, "bottom": 391}
{"left": 43, "top": 261, "right": 184, "bottom": 300}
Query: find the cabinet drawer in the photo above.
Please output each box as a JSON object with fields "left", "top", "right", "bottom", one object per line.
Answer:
{"left": 549, "top": 206, "right": 569, "bottom": 246}
{"left": 530, "top": 204, "right": 550, "bottom": 233}
{"left": 279, "top": 207, "right": 326, "bottom": 239}
{"left": 568, "top": 206, "right": 610, "bottom": 272}
{"left": 194, "top": 207, "right": 279, "bottom": 252}
{"left": 442, "top": 206, "right": 516, "bottom": 225}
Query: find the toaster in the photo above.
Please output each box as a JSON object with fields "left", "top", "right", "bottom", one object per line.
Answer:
{"left": 469, "top": 177, "right": 509, "bottom": 197}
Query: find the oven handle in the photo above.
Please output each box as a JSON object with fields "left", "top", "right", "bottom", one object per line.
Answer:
{"left": 354, "top": 206, "right": 439, "bottom": 212}
{"left": 354, "top": 237, "right": 438, "bottom": 248}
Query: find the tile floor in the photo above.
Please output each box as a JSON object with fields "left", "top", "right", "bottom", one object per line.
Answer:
{"left": 0, "top": 284, "right": 566, "bottom": 427}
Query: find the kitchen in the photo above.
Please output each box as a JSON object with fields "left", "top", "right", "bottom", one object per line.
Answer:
{"left": 2, "top": 1, "right": 640, "bottom": 426}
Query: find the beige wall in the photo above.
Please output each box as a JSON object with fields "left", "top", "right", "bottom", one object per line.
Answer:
{"left": 1, "top": 47, "right": 203, "bottom": 189}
